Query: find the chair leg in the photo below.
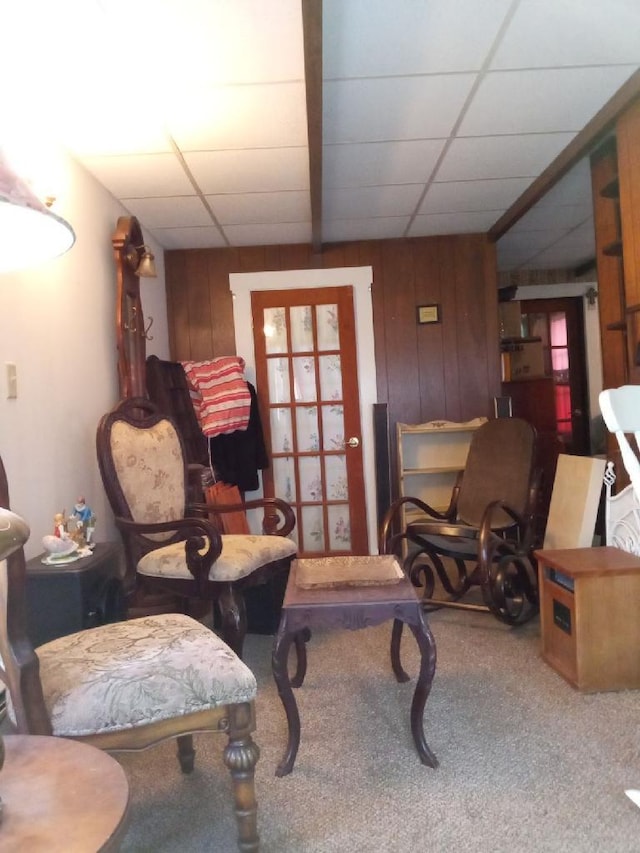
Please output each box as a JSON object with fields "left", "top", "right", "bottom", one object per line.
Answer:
{"left": 177, "top": 734, "right": 195, "bottom": 774}
{"left": 218, "top": 585, "right": 248, "bottom": 658}
{"left": 224, "top": 702, "right": 260, "bottom": 853}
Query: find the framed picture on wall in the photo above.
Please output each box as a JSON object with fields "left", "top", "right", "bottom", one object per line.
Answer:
{"left": 417, "top": 304, "right": 441, "bottom": 325}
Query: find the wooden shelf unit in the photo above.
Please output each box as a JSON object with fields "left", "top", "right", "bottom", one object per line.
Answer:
{"left": 396, "top": 418, "right": 486, "bottom": 530}
{"left": 536, "top": 546, "right": 640, "bottom": 692}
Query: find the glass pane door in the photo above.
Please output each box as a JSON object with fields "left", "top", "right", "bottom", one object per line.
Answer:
{"left": 252, "top": 287, "right": 368, "bottom": 555}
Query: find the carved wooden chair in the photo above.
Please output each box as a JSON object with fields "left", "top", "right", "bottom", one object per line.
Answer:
{"left": 380, "top": 417, "right": 540, "bottom": 625}
{"left": 0, "top": 455, "right": 260, "bottom": 852}
{"left": 96, "top": 397, "right": 297, "bottom": 658}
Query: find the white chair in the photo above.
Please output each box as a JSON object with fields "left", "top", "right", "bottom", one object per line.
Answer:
{"left": 599, "top": 385, "right": 640, "bottom": 499}
{"left": 599, "top": 385, "right": 640, "bottom": 554}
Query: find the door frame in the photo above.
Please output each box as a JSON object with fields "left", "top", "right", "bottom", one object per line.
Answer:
{"left": 514, "top": 281, "right": 604, "bottom": 426}
{"left": 230, "top": 266, "right": 377, "bottom": 553}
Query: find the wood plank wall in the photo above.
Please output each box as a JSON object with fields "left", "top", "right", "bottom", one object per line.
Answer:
{"left": 165, "top": 233, "right": 501, "bottom": 499}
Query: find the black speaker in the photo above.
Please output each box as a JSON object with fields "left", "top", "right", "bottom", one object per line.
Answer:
{"left": 25, "top": 542, "right": 126, "bottom": 647}
{"left": 373, "top": 402, "right": 392, "bottom": 527}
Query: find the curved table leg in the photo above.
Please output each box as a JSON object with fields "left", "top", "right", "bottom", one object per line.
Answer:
{"left": 406, "top": 613, "right": 439, "bottom": 769}
{"left": 272, "top": 618, "right": 300, "bottom": 777}
{"left": 390, "top": 618, "right": 410, "bottom": 683}
{"left": 290, "top": 631, "right": 308, "bottom": 688}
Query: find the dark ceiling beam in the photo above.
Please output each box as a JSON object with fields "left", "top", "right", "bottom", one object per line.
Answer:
{"left": 489, "top": 67, "right": 640, "bottom": 243}
{"left": 301, "top": 0, "right": 323, "bottom": 254}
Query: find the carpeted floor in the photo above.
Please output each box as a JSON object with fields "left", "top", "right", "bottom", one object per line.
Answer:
{"left": 116, "top": 608, "right": 640, "bottom": 852}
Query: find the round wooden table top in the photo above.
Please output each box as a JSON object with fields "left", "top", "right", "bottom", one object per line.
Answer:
{"left": 0, "top": 735, "right": 130, "bottom": 852}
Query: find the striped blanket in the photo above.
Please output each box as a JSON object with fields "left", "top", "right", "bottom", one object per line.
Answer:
{"left": 181, "top": 357, "right": 251, "bottom": 437}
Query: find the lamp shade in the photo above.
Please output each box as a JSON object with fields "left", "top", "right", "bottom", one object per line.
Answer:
{"left": 0, "top": 150, "right": 75, "bottom": 273}
{"left": 0, "top": 507, "right": 30, "bottom": 561}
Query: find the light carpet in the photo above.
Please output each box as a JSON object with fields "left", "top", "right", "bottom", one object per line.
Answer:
{"left": 117, "top": 608, "right": 640, "bottom": 852}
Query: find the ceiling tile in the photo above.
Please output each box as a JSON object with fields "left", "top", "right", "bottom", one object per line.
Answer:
{"left": 151, "top": 227, "right": 227, "bottom": 250}
{"left": 436, "top": 133, "right": 575, "bottom": 182}
{"left": 206, "top": 192, "right": 310, "bottom": 225}
{"left": 538, "top": 159, "right": 594, "bottom": 207}
{"left": 324, "top": 0, "right": 513, "bottom": 76}
{"left": 122, "top": 196, "right": 212, "bottom": 229}
{"left": 409, "top": 210, "right": 503, "bottom": 237}
{"left": 79, "top": 154, "right": 194, "bottom": 198}
{"left": 184, "top": 148, "right": 309, "bottom": 194}
{"left": 323, "top": 140, "right": 446, "bottom": 189}
{"left": 419, "top": 178, "right": 531, "bottom": 215}
{"left": 167, "top": 82, "right": 308, "bottom": 151}
{"left": 99, "top": 0, "right": 304, "bottom": 85}
{"left": 57, "top": 115, "right": 173, "bottom": 159}
{"left": 520, "top": 244, "right": 593, "bottom": 269}
{"left": 223, "top": 222, "right": 311, "bottom": 246}
{"left": 498, "top": 228, "right": 572, "bottom": 254}
{"left": 322, "top": 217, "right": 409, "bottom": 243}
{"left": 459, "top": 66, "right": 640, "bottom": 136}
{"left": 324, "top": 75, "right": 477, "bottom": 143}
{"left": 511, "top": 203, "right": 593, "bottom": 232}
{"left": 324, "top": 185, "right": 423, "bottom": 219}
{"left": 493, "top": 0, "right": 640, "bottom": 69}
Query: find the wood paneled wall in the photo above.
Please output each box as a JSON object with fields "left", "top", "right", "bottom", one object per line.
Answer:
{"left": 165, "top": 233, "right": 501, "bottom": 497}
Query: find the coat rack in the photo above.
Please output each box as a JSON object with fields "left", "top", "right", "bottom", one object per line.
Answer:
{"left": 112, "top": 215, "right": 154, "bottom": 399}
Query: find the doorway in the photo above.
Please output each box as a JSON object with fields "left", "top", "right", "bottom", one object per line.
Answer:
{"left": 229, "top": 266, "right": 377, "bottom": 553}
{"left": 520, "top": 297, "right": 591, "bottom": 455}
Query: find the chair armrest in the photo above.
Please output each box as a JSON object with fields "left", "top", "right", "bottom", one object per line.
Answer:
{"left": 378, "top": 495, "right": 453, "bottom": 553}
{"left": 477, "top": 499, "right": 532, "bottom": 564}
{"left": 114, "top": 515, "right": 223, "bottom": 584}
{"left": 189, "top": 497, "right": 296, "bottom": 537}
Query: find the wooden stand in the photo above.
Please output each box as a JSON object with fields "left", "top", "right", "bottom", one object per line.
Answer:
{"left": 25, "top": 543, "right": 126, "bottom": 647}
{"left": 536, "top": 546, "right": 640, "bottom": 692}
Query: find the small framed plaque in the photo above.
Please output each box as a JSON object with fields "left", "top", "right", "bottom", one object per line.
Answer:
{"left": 417, "top": 304, "right": 441, "bottom": 325}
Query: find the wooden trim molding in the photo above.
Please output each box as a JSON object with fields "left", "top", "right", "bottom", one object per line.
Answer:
{"left": 302, "top": 0, "right": 323, "bottom": 255}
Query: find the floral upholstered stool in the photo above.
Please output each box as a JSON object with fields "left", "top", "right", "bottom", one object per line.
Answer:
{"left": 271, "top": 555, "right": 438, "bottom": 776}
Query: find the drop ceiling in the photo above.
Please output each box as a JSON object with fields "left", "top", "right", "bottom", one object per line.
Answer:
{"left": 5, "top": 0, "right": 640, "bottom": 273}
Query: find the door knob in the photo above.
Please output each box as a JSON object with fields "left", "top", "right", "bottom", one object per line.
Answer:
{"left": 346, "top": 436, "right": 360, "bottom": 448}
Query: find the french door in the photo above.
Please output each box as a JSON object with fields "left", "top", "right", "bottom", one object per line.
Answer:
{"left": 251, "top": 286, "right": 368, "bottom": 555}
{"left": 520, "top": 297, "right": 590, "bottom": 454}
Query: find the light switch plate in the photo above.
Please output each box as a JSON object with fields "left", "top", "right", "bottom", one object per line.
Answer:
{"left": 6, "top": 363, "right": 17, "bottom": 399}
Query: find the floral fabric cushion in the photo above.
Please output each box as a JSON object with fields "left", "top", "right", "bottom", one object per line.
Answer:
{"left": 111, "top": 419, "right": 185, "bottom": 542}
{"left": 32, "top": 614, "right": 257, "bottom": 737}
{"left": 138, "top": 534, "right": 297, "bottom": 582}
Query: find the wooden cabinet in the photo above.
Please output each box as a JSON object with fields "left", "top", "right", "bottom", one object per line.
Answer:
{"left": 591, "top": 99, "right": 640, "bottom": 395}
{"left": 396, "top": 418, "right": 486, "bottom": 529}
{"left": 536, "top": 546, "right": 640, "bottom": 692}
{"left": 618, "top": 98, "right": 640, "bottom": 383}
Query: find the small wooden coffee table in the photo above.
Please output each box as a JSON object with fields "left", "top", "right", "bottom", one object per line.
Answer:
{"left": 272, "top": 556, "right": 438, "bottom": 776}
{"left": 0, "top": 734, "right": 130, "bottom": 851}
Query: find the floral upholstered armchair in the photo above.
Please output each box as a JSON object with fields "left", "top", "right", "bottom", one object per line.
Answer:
{"left": 96, "top": 397, "right": 297, "bottom": 658}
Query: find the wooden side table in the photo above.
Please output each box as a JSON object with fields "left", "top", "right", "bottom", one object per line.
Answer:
{"left": 535, "top": 546, "right": 640, "bottom": 692}
{"left": 25, "top": 542, "right": 126, "bottom": 646}
{"left": 272, "top": 557, "right": 438, "bottom": 776}
{"left": 0, "top": 735, "right": 129, "bottom": 851}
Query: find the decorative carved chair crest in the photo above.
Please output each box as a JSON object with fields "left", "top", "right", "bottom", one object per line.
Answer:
{"left": 604, "top": 462, "right": 640, "bottom": 556}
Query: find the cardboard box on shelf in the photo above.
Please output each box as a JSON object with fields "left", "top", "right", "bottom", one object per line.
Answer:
{"left": 502, "top": 340, "right": 545, "bottom": 381}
